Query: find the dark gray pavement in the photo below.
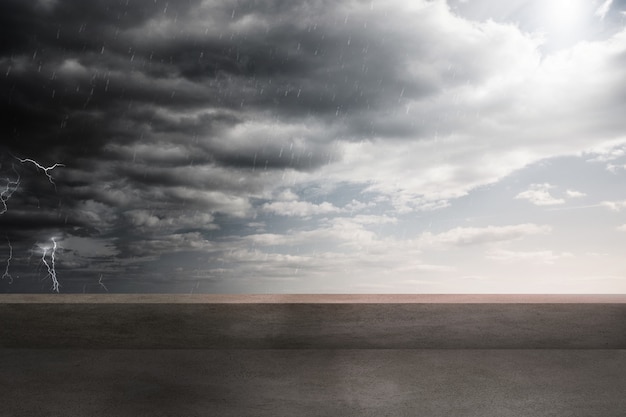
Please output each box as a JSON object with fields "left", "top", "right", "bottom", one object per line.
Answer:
{"left": 1, "top": 295, "right": 625, "bottom": 416}
{"left": 2, "top": 296, "right": 626, "bottom": 348}
{"left": 1, "top": 349, "right": 625, "bottom": 417}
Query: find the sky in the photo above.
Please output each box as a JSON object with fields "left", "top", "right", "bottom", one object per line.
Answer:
{"left": 1, "top": 0, "right": 626, "bottom": 294}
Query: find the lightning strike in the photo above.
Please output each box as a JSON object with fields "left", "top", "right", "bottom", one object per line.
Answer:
{"left": 1, "top": 165, "right": 20, "bottom": 215}
{"left": 41, "top": 238, "right": 60, "bottom": 293}
{"left": 1, "top": 153, "right": 66, "bottom": 290}
{"left": 15, "top": 157, "right": 65, "bottom": 189}
{"left": 2, "top": 236, "right": 13, "bottom": 284}
{"left": 98, "top": 274, "right": 108, "bottom": 292}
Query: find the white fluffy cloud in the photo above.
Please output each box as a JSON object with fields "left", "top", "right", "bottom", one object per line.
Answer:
{"left": 486, "top": 249, "right": 573, "bottom": 264}
{"left": 601, "top": 200, "right": 626, "bottom": 211}
{"left": 515, "top": 183, "right": 565, "bottom": 206}
{"left": 262, "top": 200, "right": 341, "bottom": 217}
{"left": 515, "top": 184, "right": 588, "bottom": 206}
{"left": 417, "top": 224, "right": 552, "bottom": 249}
{"left": 565, "top": 189, "right": 586, "bottom": 198}
{"left": 313, "top": 5, "right": 626, "bottom": 208}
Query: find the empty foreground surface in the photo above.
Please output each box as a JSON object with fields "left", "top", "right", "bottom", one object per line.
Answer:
{"left": 2, "top": 349, "right": 626, "bottom": 417}
{"left": 1, "top": 295, "right": 625, "bottom": 416}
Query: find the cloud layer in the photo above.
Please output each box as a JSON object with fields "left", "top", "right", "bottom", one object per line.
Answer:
{"left": 2, "top": 0, "right": 626, "bottom": 293}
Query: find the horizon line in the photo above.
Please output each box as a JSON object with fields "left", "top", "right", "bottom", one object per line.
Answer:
{"left": 2, "top": 294, "right": 626, "bottom": 303}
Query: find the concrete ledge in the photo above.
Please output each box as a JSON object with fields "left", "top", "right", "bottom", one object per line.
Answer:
{"left": 1, "top": 295, "right": 625, "bottom": 349}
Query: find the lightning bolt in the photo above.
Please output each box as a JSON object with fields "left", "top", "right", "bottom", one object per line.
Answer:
{"left": 15, "top": 157, "right": 65, "bottom": 190}
{"left": 1, "top": 153, "right": 66, "bottom": 291}
{"left": 1, "top": 164, "right": 20, "bottom": 215}
{"left": 41, "top": 238, "right": 60, "bottom": 293}
{"left": 2, "top": 236, "right": 13, "bottom": 284}
{"left": 98, "top": 274, "right": 108, "bottom": 292}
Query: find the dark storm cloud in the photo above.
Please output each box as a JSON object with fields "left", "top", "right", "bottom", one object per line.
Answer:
{"left": 0, "top": 0, "right": 198, "bottom": 55}
{"left": 0, "top": 0, "right": 537, "bottom": 275}
{"left": 177, "top": 11, "right": 438, "bottom": 120}
{"left": 2, "top": 0, "right": 234, "bottom": 164}
{"left": 0, "top": 210, "right": 71, "bottom": 233}
{"left": 2, "top": 0, "right": 459, "bottom": 183}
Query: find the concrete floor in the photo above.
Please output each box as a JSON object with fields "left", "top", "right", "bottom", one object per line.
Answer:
{"left": 1, "top": 295, "right": 625, "bottom": 416}
{"left": 2, "top": 296, "right": 626, "bottom": 348}
{"left": 1, "top": 349, "right": 625, "bottom": 417}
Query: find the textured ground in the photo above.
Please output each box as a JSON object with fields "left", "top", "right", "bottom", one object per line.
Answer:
{"left": 2, "top": 349, "right": 626, "bottom": 417}
{"left": 1, "top": 295, "right": 624, "bottom": 416}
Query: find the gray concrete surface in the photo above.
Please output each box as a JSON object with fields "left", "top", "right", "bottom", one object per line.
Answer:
{"left": 1, "top": 295, "right": 625, "bottom": 416}
{"left": 1, "top": 349, "right": 625, "bottom": 417}
{"left": 1, "top": 296, "right": 625, "bottom": 348}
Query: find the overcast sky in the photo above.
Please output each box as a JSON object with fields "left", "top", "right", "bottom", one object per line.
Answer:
{"left": 1, "top": 0, "right": 626, "bottom": 293}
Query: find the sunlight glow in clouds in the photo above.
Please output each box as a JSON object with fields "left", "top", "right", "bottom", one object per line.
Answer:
{"left": 541, "top": 0, "right": 588, "bottom": 35}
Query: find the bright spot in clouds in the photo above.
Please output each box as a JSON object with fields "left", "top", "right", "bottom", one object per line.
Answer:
{"left": 541, "top": 0, "right": 588, "bottom": 34}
